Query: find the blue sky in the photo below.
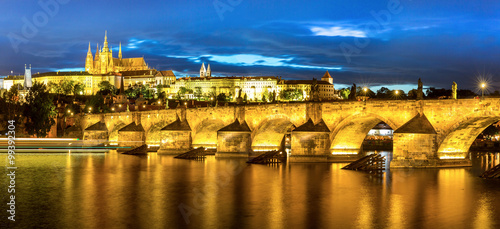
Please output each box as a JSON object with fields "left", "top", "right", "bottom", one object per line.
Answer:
{"left": 0, "top": 0, "right": 499, "bottom": 91}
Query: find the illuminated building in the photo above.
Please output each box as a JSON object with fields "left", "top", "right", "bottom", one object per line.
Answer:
{"left": 85, "top": 31, "right": 149, "bottom": 74}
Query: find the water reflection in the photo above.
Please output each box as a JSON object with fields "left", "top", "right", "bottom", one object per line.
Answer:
{"left": 2, "top": 152, "right": 500, "bottom": 228}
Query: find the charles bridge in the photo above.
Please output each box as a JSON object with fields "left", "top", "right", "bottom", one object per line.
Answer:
{"left": 69, "top": 98, "right": 500, "bottom": 167}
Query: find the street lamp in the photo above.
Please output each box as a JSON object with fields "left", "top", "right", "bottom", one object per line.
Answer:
{"left": 481, "top": 83, "right": 486, "bottom": 99}
{"left": 363, "top": 87, "right": 368, "bottom": 101}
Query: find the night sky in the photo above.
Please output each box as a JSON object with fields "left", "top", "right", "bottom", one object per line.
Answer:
{"left": 1, "top": 0, "right": 499, "bottom": 92}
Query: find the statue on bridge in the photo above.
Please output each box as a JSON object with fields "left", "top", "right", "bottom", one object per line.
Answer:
{"left": 236, "top": 89, "right": 243, "bottom": 104}
{"left": 348, "top": 83, "right": 357, "bottom": 100}
{"left": 417, "top": 78, "right": 424, "bottom": 100}
{"left": 452, "top": 82, "right": 457, "bottom": 99}
{"left": 311, "top": 78, "right": 320, "bottom": 101}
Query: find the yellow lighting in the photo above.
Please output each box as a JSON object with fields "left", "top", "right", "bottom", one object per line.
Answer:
{"left": 67, "top": 110, "right": 71, "bottom": 113}
{"left": 439, "top": 155, "right": 465, "bottom": 159}
{"left": 0, "top": 138, "right": 78, "bottom": 141}
{"left": 111, "top": 108, "right": 115, "bottom": 111}
{"left": 89, "top": 107, "right": 92, "bottom": 111}
{"left": 363, "top": 87, "right": 367, "bottom": 92}
{"left": 143, "top": 105, "right": 146, "bottom": 108}
{"left": 119, "top": 104, "right": 122, "bottom": 108}
{"left": 481, "top": 83, "right": 486, "bottom": 88}
{"left": 395, "top": 90, "right": 399, "bottom": 95}
{"left": 79, "top": 91, "right": 83, "bottom": 95}
{"left": 331, "top": 152, "right": 358, "bottom": 155}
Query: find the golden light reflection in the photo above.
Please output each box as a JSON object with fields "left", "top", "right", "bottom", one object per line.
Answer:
{"left": 473, "top": 194, "right": 493, "bottom": 229}
{"left": 356, "top": 189, "right": 374, "bottom": 229}
{"left": 388, "top": 195, "right": 405, "bottom": 229}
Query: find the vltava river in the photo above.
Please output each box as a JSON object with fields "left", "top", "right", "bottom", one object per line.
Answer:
{"left": 2, "top": 152, "right": 500, "bottom": 228}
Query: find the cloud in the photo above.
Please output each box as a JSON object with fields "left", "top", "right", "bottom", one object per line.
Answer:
{"left": 167, "top": 54, "right": 342, "bottom": 71}
{"left": 49, "top": 67, "right": 86, "bottom": 72}
{"left": 310, "top": 26, "right": 367, "bottom": 38}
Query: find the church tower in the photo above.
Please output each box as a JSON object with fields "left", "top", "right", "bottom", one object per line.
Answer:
{"left": 321, "top": 70, "right": 333, "bottom": 84}
{"left": 200, "top": 63, "right": 206, "bottom": 78}
{"left": 206, "top": 64, "right": 211, "bottom": 77}
{"left": 85, "top": 42, "right": 94, "bottom": 73}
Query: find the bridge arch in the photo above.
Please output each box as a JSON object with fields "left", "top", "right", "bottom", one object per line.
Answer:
{"left": 108, "top": 121, "right": 127, "bottom": 142}
{"left": 145, "top": 120, "right": 170, "bottom": 145}
{"left": 191, "top": 118, "right": 226, "bottom": 148}
{"left": 437, "top": 113, "right": 500, "bottom": 158}
{"left": 329, "top": 112, "right": 398, "bottom": 152}
{"left": 251, "top": 115, "right": 295, "bottom": 151}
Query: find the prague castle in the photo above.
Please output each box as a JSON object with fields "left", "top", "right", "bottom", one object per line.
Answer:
{"left": 2, "top": 32, "right": 337, "bottom": 101}
{"left": 85, "top": 31, "right": 149, "bottom": 74}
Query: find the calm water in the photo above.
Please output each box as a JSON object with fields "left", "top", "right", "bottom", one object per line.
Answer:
{"left": 2, "top": 152, "right": 500, "bottom": 229}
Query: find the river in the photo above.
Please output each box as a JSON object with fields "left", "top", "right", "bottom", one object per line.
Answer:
{"left": 2, "top": 151, "right": 500, "bottom": 228}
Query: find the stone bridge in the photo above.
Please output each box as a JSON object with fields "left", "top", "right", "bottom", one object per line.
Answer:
{"left": 73, "top": 98, "right": 500, "bottom": 167}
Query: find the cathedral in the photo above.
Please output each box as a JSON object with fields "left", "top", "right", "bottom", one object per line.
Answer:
{"left": 85, "top": 32, "right": 150, "bottom": 74}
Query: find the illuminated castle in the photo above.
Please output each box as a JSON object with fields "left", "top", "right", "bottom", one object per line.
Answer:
{"left": 85, "top": 31, "right": 149, "bottom": 74}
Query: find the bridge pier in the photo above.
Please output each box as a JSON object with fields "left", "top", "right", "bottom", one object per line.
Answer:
{"left": 289, "top": 119, "right": 331, "bottom": 162}
{"left": 157, "top": 117, "right": 192, "bottom": 154}
{"left": 390, "top": 113, "right": 471, "bottom": 168}
{"left": 83, "top": 121, "right": 108, "bottom": 146}
{"left": 216, "top": 120, "right": 251, "bottom": 157}
{"left": 118, "top": 119, "right": 145, "bottom": 150}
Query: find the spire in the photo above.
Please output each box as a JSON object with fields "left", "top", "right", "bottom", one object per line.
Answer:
{"left": 103, "top": 30, "right": 109, "bottom": 52}
{"left": 118, "top": 42, "right": 122, "bottom": 59}
{"left": 86, "top": 42, "right": 94, "bottom": 73}
{"left": 206, "top": 63, "right": 211, "bottom": 77}
{"left": 200, "top": 63, "right": 206, "bottom": 78}
{"left": 95, "top": 43, "right": 100, "bottom": 60}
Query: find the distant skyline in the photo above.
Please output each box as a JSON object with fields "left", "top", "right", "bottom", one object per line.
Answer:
{"left": 1, "top": 0, "right": 499, "bottom": 92}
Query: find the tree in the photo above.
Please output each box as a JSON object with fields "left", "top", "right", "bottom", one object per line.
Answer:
{"left": 194, "top": 87, "right": 203, "bottom": 100}
{"left": 457, "top": 89, "right": 477, "bottom": 98}
{"left": 84, "top": 94, "right": 106, "bottom": 113}
{"left": 407, "top": 89, "right": 418, "bottom": 99}
{"left": 73, "top": 83, "right": 85, "bottom": 96}
{"left": 426, "top": 87, "right": 451, "bottom": 98}
{"left": 48, "top": 81, "right": 62, "bottom": 94}
{"left": 60, "top": 79, "right": 75, "bottom": 96}
{"left": 243, "top": 93, "right": 248, "bottom": 102}
{"left": 376, "top": 87, "right": 391, "bottom": 99}
{"left": 98, "top": 81, "right": 116, "bottom": 96}
{"left": 156, "top": 84, "right": 165, "bottom": 98}
{"left": 339, "top": 88, "right": 350, "bottom": 100}
{"left": 23, "top": 82, "right": 56, "bottom": 137}
{"left": 0, "top": 84, "right": 24, "bottom": 128}
{"left": 217, "top": 93, "right": 228, "bottom": 102}
{"left": 262, "top": 89, "right": 270, "bottom": 102}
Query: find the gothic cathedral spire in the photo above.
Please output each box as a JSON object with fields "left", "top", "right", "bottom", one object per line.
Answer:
{"left": 103, "top": 30, "right": 109, "bottom": 52}
{"left": 85, "top": 42, "right": 94, "bottom": 72}
{"left": 206, "top": 63, "right": 211, "bottom": 77}
{"left": 119, "top": 42, "right": 122, "bottom": 60}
